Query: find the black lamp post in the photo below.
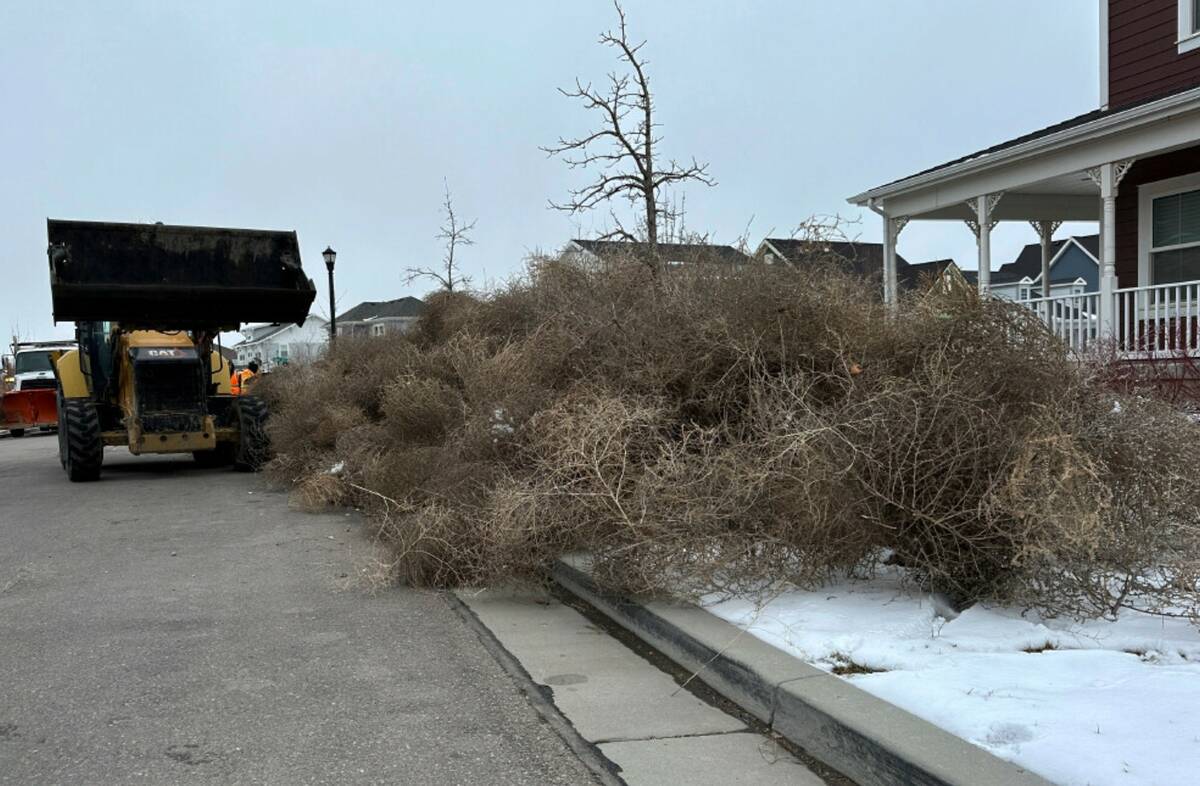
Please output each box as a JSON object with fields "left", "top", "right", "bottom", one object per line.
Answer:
{"left": 323, "top": 246, "right": 337, "bottom": 343}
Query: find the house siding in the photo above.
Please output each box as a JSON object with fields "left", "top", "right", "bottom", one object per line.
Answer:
{"left": 1053, "top": 245, "right": 1100, "bottom": 291}
{"left": 1109, "top": 0, "right": 1200, "bottom": 109}
{"left": 1114, "top": 144, "right": 1200, "bottom": 286}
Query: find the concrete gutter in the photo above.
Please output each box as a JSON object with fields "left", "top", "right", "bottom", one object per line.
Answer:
{"left": 552, "top": 557, "right": 1052, "bottom": 786}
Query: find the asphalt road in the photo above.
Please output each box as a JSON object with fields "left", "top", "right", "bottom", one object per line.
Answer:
{"left": 0, "top": 433, "right": 597, "bottom": 785}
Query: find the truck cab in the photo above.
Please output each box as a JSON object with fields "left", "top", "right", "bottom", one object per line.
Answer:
{"left": 11, "top": 344, "right": 73, "bottom": 392}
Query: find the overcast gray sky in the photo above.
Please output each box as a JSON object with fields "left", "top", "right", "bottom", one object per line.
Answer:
{"left": 0, "top": 1, "right": 1098, "bottom": 342}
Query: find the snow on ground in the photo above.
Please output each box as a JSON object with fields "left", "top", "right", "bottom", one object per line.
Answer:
{"left": 706, "top": 571, "right": 1200, "bottom": 786}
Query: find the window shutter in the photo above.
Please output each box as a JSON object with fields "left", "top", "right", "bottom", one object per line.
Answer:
{"left": 1153, "top": 194, "right": 1181, "bottom": 247}
{"left": 1180, "top": 189, "right": 1200, "bottom": 245}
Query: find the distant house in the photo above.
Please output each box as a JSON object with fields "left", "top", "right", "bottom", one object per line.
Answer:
{"left": 754, "top": 238, "right": 962, "bottom": 293}
{"left": 988, "top": 235, "right": 1099, "bottom": 302}
{"left": 564, "top": 239, "right": 750, "bottom": 267}
{"left": 336, "top": 297, "right": 426, "bottom": 337}
{"left": 755, "top": 238, "right": 904, "bottom": 277}
{"left": 899, "top": 258, "right": 968, "bottom": 294}
{"left": 233, "top": 317, "right": 329, "bottom": 371}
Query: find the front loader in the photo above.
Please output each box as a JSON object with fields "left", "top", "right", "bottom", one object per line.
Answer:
{"left": 46, "top": 219, "right": 317, "bottom": 481}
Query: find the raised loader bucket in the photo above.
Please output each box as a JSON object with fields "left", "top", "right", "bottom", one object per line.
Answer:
{"left": 47, "top": 219, "right": 317, "bottom": 329}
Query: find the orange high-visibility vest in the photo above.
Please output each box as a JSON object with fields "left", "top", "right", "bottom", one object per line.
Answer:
{"left": 231, "top": 369, "right": 255, "bottom": 396}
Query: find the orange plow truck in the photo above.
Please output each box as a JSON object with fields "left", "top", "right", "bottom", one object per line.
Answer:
{"left": 2, "top": 341, "right": 75, "bottom": 437}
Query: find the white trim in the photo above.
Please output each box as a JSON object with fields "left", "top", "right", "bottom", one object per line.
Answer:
{"left": 1180, "top": 0, "right": 1200, "bottom": 53}
{"left": 1137, "top": 170, "right": 1200, "bottom": 287}
{"left": 1067, "top": 235, "right": 1100, "bottom": 265}
{"left": 1028, "top": 236, "right": 1099, "bottom": 285}
{"left": 757, "top": 239, "right": 791, "bottom": 263}
{"left": 850, "top": 86, "right": 1200, "bottom": 207}
{"left": 1100, "top": 0, "right": 1109, "bottom": 109}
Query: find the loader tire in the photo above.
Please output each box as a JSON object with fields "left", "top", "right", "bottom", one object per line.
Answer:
{"left": 10, "top": 429, "right": 25, "bottom": 438}
{"left": 232, "top": 396, "right": 270, "bottom": 472}
{"left": 61, "top": 397, "right": 103, "bottom": 482}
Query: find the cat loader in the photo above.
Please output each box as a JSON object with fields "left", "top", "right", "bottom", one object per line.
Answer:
{"left": 46, "top": 219, "right": 317, "bottom": 481}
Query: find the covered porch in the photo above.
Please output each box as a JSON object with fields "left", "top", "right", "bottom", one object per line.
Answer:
{"left": 850, "top": 87, "right": 1200, "bottom": 357}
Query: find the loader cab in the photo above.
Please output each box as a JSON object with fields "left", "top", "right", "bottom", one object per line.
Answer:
{"left": 75, "top": 321, "right": 117, "bottom": 399}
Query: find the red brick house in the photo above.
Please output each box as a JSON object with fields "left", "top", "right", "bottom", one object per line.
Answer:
{"left": 849, "top": 0, "right": 1200, "bottom": 356}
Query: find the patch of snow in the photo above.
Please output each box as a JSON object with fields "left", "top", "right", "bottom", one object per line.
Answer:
{"left": 706, "top": 571, "right": 1200, "bottom": 786}
{"left": 327, "top": 461, "right": 345, "bottom": 476}
{"left": 490, "top": 407, "right": 514, "bottom": 438}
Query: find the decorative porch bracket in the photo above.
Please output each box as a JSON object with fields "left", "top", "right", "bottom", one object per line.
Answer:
{"left": 1086, "top": 159, "right": 1135, "bottom": 338}
{"left": 965, "top": 192, "right": 1004, "bottom": 294}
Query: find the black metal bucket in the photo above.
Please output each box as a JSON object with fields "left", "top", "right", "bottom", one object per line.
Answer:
{"left": 47, "top": 219, "right": 317, "bottom": 329}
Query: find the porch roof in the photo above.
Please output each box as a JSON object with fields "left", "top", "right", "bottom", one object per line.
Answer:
{"left": 848, "top": 85, "right": 1200, "bottom": 221}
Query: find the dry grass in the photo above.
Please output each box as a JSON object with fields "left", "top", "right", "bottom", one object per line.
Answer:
{"left": 259, "top": 247, "right": 1200, "bottom": 622}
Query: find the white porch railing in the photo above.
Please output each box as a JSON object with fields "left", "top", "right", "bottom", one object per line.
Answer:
{"left": 1113, "top": 281, "right": 1200, "bottom": 356}
{"left": 1019, "top": 280, "right": 1200, "bottom": 357}
{"left": 1020, "top": 291, "right": 1100, "bottom": 353}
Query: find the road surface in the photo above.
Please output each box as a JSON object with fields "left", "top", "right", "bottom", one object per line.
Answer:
{"left": 0, "top": 434, "right": 597, "bottom": 785}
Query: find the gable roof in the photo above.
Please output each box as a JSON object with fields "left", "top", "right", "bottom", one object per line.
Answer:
{"left": 235, "top": 317, "right": 327, "bottom": 347}
{"left": 239, "top": 323, "right": 291, "bottom": 345}
{"left": 990, "top": 235, "right": 1099, "bottom": 284}
{"left": 337, "top": 297, "right": 427, "bottom": 323}
{"left": 759, "top": 238, "right": 911, "bottom": 278}
{"left": 898, "top": 258, "right": 957, "bottom": 291}
{"left": 569, "top": 239, "right": 749, "bottom": 266}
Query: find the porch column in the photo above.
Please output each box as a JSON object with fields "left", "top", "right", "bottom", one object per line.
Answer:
{"left": 966, "top": 193, "right": 1003, "bottom": 296}
{"left": 1088, "top": 160, "right": 1134, "bottom": 337}
{"left": 1029, "top": 220, "right": 1062, "bottom": 299}
{"left": 880, "top": 212, "right": 908, "bottom": 308}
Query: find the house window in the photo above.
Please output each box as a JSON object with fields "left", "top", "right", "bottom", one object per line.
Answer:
{"left": 1180, "top": 0, "right": 1200, "bottom": 52}
{"left": 1018, "top": 286, "right": 1031, "bottom": 301}
{"left": 372, "top": 323, "right": 385, "bottom": 337}
{"left": 1150, "top": 187, "right": 1200, "bottom": 283}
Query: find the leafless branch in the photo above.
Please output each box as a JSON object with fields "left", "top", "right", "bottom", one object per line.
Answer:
{"left": 544, "top": 0, "right": 715, "bottom": 277}
{"left": 405, "top": 180, "right": 476, "bottom": 293}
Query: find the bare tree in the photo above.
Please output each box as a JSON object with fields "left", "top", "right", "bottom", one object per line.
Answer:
{"left": 405, "top": 181, "right": 476, "bottom": 293}
{"left": 544, "top": 1, "right": 715, "bottom": 276}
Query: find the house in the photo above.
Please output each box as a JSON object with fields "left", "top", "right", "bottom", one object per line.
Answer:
{"left": 336, "top": 297, "right": 426, "bottom": 337}
{"left": 988, "top": 235, "right": 1100, "bottom": 302}
{"left": 233, "top": 317, "right": 328, "bottom": 371}
{"left": 755, "top": 238, "right": 906, "bottom": 278}
{"left": 565, "top": 239, "right": 750, "bottom": 267}
{"left": 849, "top": 0, "right": 1200, "bottom": 356}
{"left": 755, "top": 238, "right": 964, "bottom": 294}
{"left": 900, "top": 258, "right": 969, "bottom": 294}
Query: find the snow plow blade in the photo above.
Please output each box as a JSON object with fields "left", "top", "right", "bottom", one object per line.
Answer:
{"left": 47, "top": 219, "right": 317, "bottom": 329}
{"left": 2, "top": 388, "right": 57, "bottom": 431}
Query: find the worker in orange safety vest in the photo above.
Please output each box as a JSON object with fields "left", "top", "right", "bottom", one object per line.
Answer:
{"left": 231, "top": 360, "right": 259, "bottom": 396}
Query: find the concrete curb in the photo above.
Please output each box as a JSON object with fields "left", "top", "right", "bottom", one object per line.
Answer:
{"left": 552, "top": 557, "right": 1052, "bottom": 786}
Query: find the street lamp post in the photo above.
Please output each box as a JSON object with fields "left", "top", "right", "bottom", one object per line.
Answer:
{"left": 323, "top": 246, "right": 337, "bottom": 344}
